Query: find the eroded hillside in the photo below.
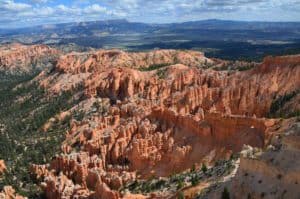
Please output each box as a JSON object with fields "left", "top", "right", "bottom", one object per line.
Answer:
{"left": 0, "top": 43, "right": 59, "bottom": 74}
{"left": 0, "top": 44, "right": 299, "bottom": 199}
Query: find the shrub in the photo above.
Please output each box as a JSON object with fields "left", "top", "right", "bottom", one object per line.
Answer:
{"left": 191, "top": 164, "right": 196, "bottom": 172}
{"left": 191, "top": 175, "right": 199, "bottom": 186}
{"left": 268, "top": 90, "right": 299, "bottom": 118}
{"left": 237, "top": 64, "right": 254, "bottom": 71}
{"left": 156, "top": 68, "right": 167, "bottom": 79}
{"left": 222, "top": 187, "right": 230, "bottom": 199}
{"left": 178, "top": 191, "right": 185, "bottom": 199}
{"left": 177, "top": 179, "right": 184, "bottom": 190}
{"left": 139, "top": 63, "right": 171, "bottom": 71}
{"left": 201, "top": 163, "right": 208, "bottom": 173}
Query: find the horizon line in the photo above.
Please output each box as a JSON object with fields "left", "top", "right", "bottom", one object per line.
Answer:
{"left": 2, "top": 18, "right": 300, "bottom": 30}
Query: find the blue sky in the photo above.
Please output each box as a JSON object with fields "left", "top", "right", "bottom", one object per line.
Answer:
{"left": 1, "top": 0, "right": 300, "bottom": 28}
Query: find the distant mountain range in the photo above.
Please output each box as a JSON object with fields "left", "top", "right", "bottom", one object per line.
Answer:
{"left": 1, "top": 19, "right": 300, "bottom": 61}
{"left": 2, "top": 19, "right": 300, "bottom": 37}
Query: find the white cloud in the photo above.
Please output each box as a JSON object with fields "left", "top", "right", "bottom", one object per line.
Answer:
{"left": 0, "top": 0, "right": 300, "bottom": 28}
{"left": 57, "top": 4, "right": 81, "bottom": 14}
{"left": 83, "top": 4, "right": 108, "bottom": 14}
{"left": 0, "top": 0, "right": 31, "bottom": 11}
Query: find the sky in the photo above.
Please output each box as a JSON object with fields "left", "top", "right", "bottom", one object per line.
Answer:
{"left": 1, "top": 0, "right": 300, "bottom": 28}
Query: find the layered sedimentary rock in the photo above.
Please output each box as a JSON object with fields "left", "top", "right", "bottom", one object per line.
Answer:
{"left": 0, "top": 43, "right": 59, "bottom": 73}
{"left": 31, "top": 49, "right": 300, "bottom": 198}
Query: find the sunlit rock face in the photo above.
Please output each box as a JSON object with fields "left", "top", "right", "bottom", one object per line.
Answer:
{"left": 0, "top": 186, "right": 26, "bottom": 199}
{"left": 25, "top": 48, "right": 300, "bottom": 199}
{"left": 0, "top": 43, "right": 59, "bottom": 74}
{"left": 55, "top": 49, "right": 210, "bottom": 73}
{"left": 0, "top": 160, "right": 6, "bottom": 175}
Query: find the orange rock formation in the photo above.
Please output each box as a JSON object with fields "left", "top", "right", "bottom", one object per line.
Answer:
{"left": 0, "top": 43, "right": 59, "bottom": 73}
{"left": 18, "top": 48, "right": 300, "bottom": 198}
{"left": 0, "top": 160, "right": 6, "bottom": 175}
{"left": 0, "top": 186, "right": 26, "bottom": 199}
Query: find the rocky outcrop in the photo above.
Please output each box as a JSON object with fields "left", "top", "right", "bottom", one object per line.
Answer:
{"left": 0, "top": 43, "right": 59, "bottom": 73}
{"left": 0, "top": 160, "right": 6, "bottom": 175}
{"left": 55, "top": 49, "right": 211, "bottom": 73}
{"left": 30, "top": 49, "right": 300, "bottom": 199}
{"left": 231, "top": 119, "right": 300, "bottom": 199}
{"left": 0, "top": 186, "right": 26, "bottom": 199}
{"left": 82, "top": 56, "right": 300, "bottom": 117}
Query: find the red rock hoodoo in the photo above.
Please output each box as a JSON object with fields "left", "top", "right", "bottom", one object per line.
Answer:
{"left": 27, "top": 49, "right": 300, "bottom": 198}
{"left": 0, "top": 43, "right": 59, "bottom": 73}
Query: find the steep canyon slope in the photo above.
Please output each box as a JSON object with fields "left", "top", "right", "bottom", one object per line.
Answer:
{"left": 0, "top": 43, "right": 59, "bottom": 74}
{"left": 0, "top": 44, "right": 299, "bottom": 199}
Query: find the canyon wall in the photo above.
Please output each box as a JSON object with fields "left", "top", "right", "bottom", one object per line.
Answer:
{"left": 0, "top": 43, "right": 59, "bottom": 73}
{"left": 31, "top": 49, "right": 300, "bottom": 198}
